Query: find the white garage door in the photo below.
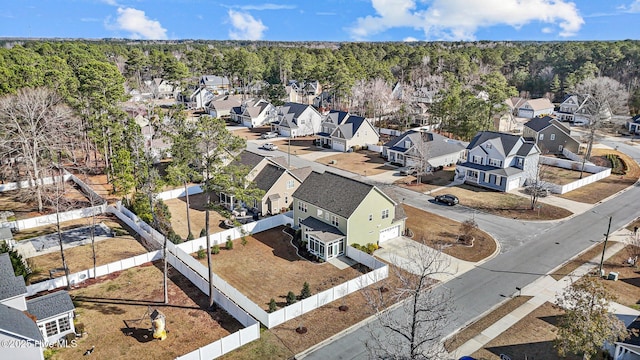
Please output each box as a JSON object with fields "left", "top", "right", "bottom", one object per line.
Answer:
{"left": 333, "top": 141, "right": 346, "bottom": 152}
{"left": 379, "top": 225, "right": 400, "bottom": 244}
{"left": 507, "top": 178, "right": 520, "bottom": 191}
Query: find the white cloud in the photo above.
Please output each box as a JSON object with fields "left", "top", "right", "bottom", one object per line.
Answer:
{"left": 349, "top": 0, "right": 585, "bottom": 40}
{"left": 403, "top": 36, "right": 418, "bottom": 42}
{"left": 102, "top": 0, "right": 119, "bottom": 5}
{"left": 238, "top": 3, "right": 296, "bottom": 11}
{"left": 112, "top": 7, "right": 167, "bottom": 39}
{"left": 228, "top": 10, "right": 267, "bottom": 40}
{"left": 541, "top": 27, "right": 553, "bottom": 34}
{"left": 624, "top": 0, "right": 640, "bottom": 12}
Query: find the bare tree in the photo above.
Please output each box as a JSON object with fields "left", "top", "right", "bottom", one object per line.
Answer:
{"left": 571, "top": 77, "right": 629, "bottom": 178}
{"left": 0, "top": 87, "right": 79, "bottom": 212}
{"left": 526, "top": 160, "right": 550, "bottom": 210}
{"left": 363, "top": 240, "right": 455, "bottom": 359}
{"left": 410, "top": 131, "right": 434, "bottom": 185}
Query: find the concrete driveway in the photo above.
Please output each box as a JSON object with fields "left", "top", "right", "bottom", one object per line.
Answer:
{"left": 374, "top": 237, "right": 476, "bottom": 283}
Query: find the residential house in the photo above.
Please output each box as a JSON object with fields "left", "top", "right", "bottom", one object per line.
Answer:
{"left": 516, "top": 98, "right": 555, "bottom": 118}
{"left": 523, "top": 115, "right": 580, "bottom": 154}
{"left": 456, "top": 131, "right": 540, "bottom": 192}
{"left": 0, "top": 304, "right": 44, "bottom": 360}
{"left": 145, "top": 78, "right": 174, "bottom": 99}
{"left": 275, "top": 102, "right": 323, "bottom": 138}
{"left": 199, "top": 75, "right": 231, "bottom": 94}
{"left": 627, "top": 115, "right": 640, "bottom": 134}
{"left": 383, "top": 130, "right": 467, "bottom": 171}
{"left": 556, "top": 94, "right": 611, "bottom": 125}
{"left": 0, "top": 253, "right": 75, "bottom": 352}
{"left": 505, "top": 97, "right": 528, "bottom": 116}
{"left": 292, "top": 171, "right": 406, "bottom": 261}
{"left": 286, "top": 80, "right": 321, "bottom": 104}
{"left": 190, "top": 87, "right": 214, "bottom": 109}
{"left": 234, "top": 99, "right": 277, "bottom": 128}
{"left": 206, "top": 96, "right": 242, "bottom": 119}
{"left": 220, "top": 150, "right": 311, "bottom": 216}
{"left": 317, "top": 110, "right": 379, "bottom": 152}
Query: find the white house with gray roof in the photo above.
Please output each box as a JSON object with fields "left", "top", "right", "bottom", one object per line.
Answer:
{"left": 234, "top": 99, "right": 277, "bottom": 128}
{"left": 455, "top": 131, "right": 540, "bottom": 192}
{"left": 318, "top": 110, "right": 379, "bottom": 152}
{"left": 0, "top": 304, "right": 45, "bottom": 360}
{"left": 0, "top": 253, "right": 75, "bottom": 352}
{"left": 383, "top": 130, "right": 467, "bottom": 171}
{"left": 275, "top": 102, "right": 322, "bottom": 138}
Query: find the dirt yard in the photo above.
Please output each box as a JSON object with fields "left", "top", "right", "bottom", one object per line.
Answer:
{"left": 273, "top": 136, "right": 322, "bottom": 155}
{"left": 550, "top": 241, "right": 617, "bottom": 281}
{"left": 50, "top": 263, "right": 242, "bottom": 360}
{"left": 395, "top": 168, "right": 456, "bottom": 193}
{"left": 600, "top": 244, "right": 640, "bottom": 308}
{"left": 543, "top": 166, "right": 591, "bottom": 185}
{"left": 0, "top": 181, "right": 92, "bottom": 220}
{"left": 28, "top": 216, "right": 149, "bottom": 283}
{"left": 322, "top": 150, "right": 396, "bottom": 176}
{"left": 194, "top": 226, "right": 369, "bottom": 311}
{"left": 403, "top": 204, "right": 497, "bottom": 262}
{"left": 230, "top": 125, "right": 274, "bottom": 141}
{"left": 432, "top": 184, "right": 573, "bottom": 220}
{"left": 164, "top": 193, "right": 229, "bottom": 239}
{"left": 559, "top": 149, "right": 640, "bottom": 204}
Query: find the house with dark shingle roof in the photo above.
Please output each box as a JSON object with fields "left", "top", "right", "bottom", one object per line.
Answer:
{"left": 0, "top": 253, "right": 75, "bottom": 349}
{"left": 292, "top": 171, "right": 405, "bottom": 261}
{"left": 317, "top": 110, "right": 379, "bottom": 152}
{"left": 383, "top": 130, "right": 467, "bottom": 171}
{"left": 627, "top": 115, "right": 640, "bottom": 134}
{"left": 235, "top": 99, "right": 277, "bottom": 128}
{"left": 523, "top": 115, "right": 580, "bottom": 154}
{"left": 0, "top": 303, "right": 45, "bottom": 360}
{"left": 455, "top": 131, "right": 540, "bottom": 192}
{"left": 275, "top": 102, "right": 322, "bottom": 138}
{"left": 222, "top": 150, "right": 312, "bottom": 215}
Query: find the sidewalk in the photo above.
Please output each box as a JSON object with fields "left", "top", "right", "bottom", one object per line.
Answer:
{"left": 448, "top": 230, "right": 638, "bottom": 358}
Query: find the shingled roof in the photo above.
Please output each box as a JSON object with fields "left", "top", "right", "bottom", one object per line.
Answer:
{"left": 26, "top": 291, "right": 75, "bottom": 321}
{"left": 253, "top": 164, "right": 286, "bottom": 192}
{"left": 292, "top": 171, "right": 379, "bottom": 219}
{"left": 467, "top": 131, "right": 522, "bottom": 156}
{"left": 0, "top": 304, "right": 43, "bottom": 342}
{"left": 0, "top": 253, "right": 27, "bottom": 301}
{"left": 228, "top": 150, "right": 265, "bottom": 170}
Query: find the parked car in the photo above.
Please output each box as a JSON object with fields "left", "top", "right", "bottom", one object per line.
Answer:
{"left": 434, "top": 194, "right": 459, "bottom": 206}
{"left": 261, "top": 131, "right": 278, "bottom": 139}
{"left": 263, "top": 143, "right": 278, "bottom": 151}
{"left": 399, "top": 166, "right": 418, "bottom": 176}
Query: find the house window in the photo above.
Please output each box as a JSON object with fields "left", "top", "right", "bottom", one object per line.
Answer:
{"left": 485, "top": 143, "right": 492, "bottom": 149}
{"left": 382, "top": 209, "right": 389, "bottom": 219}
{"left": 331, "top": 215, "right": 339, "bottom": 227}
{"left": 550, "top": 134, "right": 555, "bottom": 140}
{"left": 467, "top": 170, "right": 479, "bottom": 179}
{"left": 539, "top": 134, "right": 544, "bottom": 140}
{"left": 517, "top": 157, "right": 523, "bottom": 167}
{"left": 298, "top": 201, "right": 307, "bottom": 212}
{"left": 472, "top": 156, "right": 483, "bottom": 165}
{"left": 495, "top": 176, "right": 501, "bottom": 185}
{"left": 368, "top": 214, "right": 373, "bottom": 221}
{"left": 58, "top": 316, "right": 71, "bottom": 333}
{"left": 45, "top": 320, "right": 58, "bottom": 337}
{"left": 286, "top": 180, "right": 295, "bottom": 189}
{"left": 317, "top": 209, "right": 323, "bottom": 217}
{"left": 489, "top": 158, "right": 502, "bottom": 167}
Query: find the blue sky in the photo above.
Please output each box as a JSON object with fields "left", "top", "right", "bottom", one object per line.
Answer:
{"left": 1, "top": 0, "right": 639, "bottom": 42}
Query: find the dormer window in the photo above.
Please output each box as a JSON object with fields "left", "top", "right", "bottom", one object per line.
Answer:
{"left": 485, "top": 143, "right": 492, "bottom": 149}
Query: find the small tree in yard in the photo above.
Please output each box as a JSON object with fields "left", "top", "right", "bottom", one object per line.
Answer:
{"left": 300, "top": 282, "right": 312, "bottom": 299}
{"left": 268, "top": 298, "right": 278, "bottom": 313}
{"left": 286, "top": 291, "right": 297, "bottom": 305}
{"left": 555, "top": 276, "right": 631, "bottom": 359}
{"left": 363, "top": 241, "right": 454, "bottom": 359}
{"left": 226, "top": 236, "right": 234, "bottom": 250}
{"left": 459, "top": 219, "right": 478, "bottom": 246}
{"left": 527, "top": 161, "right": 550, "bottom": 210}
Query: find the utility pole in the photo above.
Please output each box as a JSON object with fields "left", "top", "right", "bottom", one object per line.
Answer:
{"left": 598, "top": 216, "right": 613, "bottom": 277}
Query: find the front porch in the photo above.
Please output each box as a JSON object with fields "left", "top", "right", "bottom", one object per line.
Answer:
{"left": 300, "top": 217, "right": 345, "bottom": 261}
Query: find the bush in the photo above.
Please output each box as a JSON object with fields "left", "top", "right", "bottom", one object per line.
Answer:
{"left": 286, "top": 291, "right": 297, "bottom": 305}
{"left": 366, "top": 243, "right": 379, "bottom": 254}
{"left": 43, "top": 348, "right": 58, "bottom": 360}
{"left": 300, "top": 282, "right": 311, "bottom": 299}
{"left": 211, "top": 245, "right": 220, "bottom": 255}
{"left": 167, "top": 230, "right": 183, "bottom": 244}
{"left": 199, "top": 228, "right": 206, "bottom": 238}
{"left": 226, "top": 238, "right": 234, "bottom": 250}
{"left": 197, "top": 246, "right": 206, "bottom": 259}
{"left": 187, "top": 232, "right": 194, "bottom": 241}
{"left": 268, "top": 298, "right": 278, "bottom": 313}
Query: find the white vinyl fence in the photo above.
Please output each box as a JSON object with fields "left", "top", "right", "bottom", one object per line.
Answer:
{"left": 156, "top": 184, "right": 204, "bottom": 201}
{"left": 366, "top": 143, "right": 384, "bottom": 153}
{"left": 539, "top": 156, "right": 611, "bottom": 194}
{"left": 0, "top": 173, "right": 72, "bottom": 193}
{"left": 25, "top": 251, "right": 162, "bottom": 296}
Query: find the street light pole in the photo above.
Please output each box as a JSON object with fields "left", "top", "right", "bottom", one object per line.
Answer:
{"left": 598, "top": 216, "right": 613, "bottom": 277}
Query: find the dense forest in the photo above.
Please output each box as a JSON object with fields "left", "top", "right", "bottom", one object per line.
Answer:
{"left": 1, "top": 39, "right": 639, "bottom": 199}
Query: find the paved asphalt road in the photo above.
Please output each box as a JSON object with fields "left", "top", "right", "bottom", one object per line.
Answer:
{"left": 247, "top": 139, "right": 640, "bottom": 360}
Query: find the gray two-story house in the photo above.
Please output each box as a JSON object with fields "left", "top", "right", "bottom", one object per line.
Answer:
{"left": 456, "top": 131, "right": 540, "bottom": 192}
{"left": 292, "top": 171, "right": 405, "bottom": 261}
{"left": 523, "top": 116, "right": 580, "bottom": 154}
